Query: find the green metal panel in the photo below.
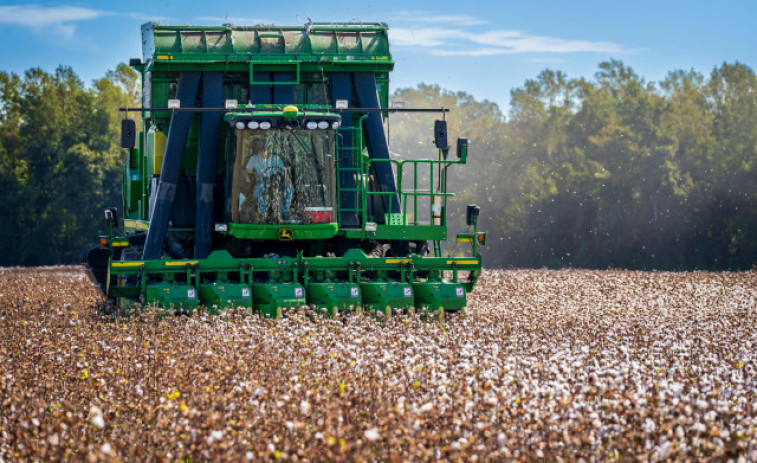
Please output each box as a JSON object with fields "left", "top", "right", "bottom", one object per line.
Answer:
{"left": 307, "top": 282, "right": 361, "bottom": 312}
{"left": 199, "top": 282, "right": 252, "bottom": 310}
{"left": 341, "top": 225, "right": 447, "bottom": 241}
{"left": 413, "top": 282, "right": 466, "bottom": 312}
{"left": 360, "top": 281, "right": 414, "bottom": 313}
{"left": 227, "top": 223, "right": 339, "bottom": 240}
{"left": 252, "top": 283, "right": 305, "bottom": 318}
{"left": 143, "top": 282, "right": 198, "bottom": 310}
{"left": 309, "top": 32, "right": 336, "bottom": 54}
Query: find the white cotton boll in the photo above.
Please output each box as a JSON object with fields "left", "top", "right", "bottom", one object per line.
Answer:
{"left": 300, "top": 400, "right": 311, "bottom": 415}
{"left": 655, "top": 441, "right": 672, "bottom": 459}
{"left": 246, "top": 451, "right": 254, "bottom": 461}
{"left": 207, "top": 430, "right": 224, "bottom": 445}
{"left": 419, "top": 402, "right": 433, "bottom": 413}
{"left": 669, "top": 382, "right": 684, "bottom": 397}
{"left": 364, "top": 428, "right": 380, "bottom": 441}
{"left": 642, "top": 418, "right": 656, "bottom": 433}
{"left": 100, "top": 443, "right": 112, "bottom": 454}
{"left": 497, "top": 432, "right": 507, "bottom": 445}
{"left": 89, "top": 406, "right": 105, "bottom": 429}
{"left": 91, "top": 413, "right": 105, "bottom": 429}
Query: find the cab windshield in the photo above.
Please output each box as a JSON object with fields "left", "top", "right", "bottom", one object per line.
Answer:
{"left": 230, "top": 129, "right": 337, "bottom": 225}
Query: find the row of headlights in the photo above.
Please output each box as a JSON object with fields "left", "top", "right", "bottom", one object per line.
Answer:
{"left": 235, "top": 120, "right": 271, "bottom": 130}
{"left": 234, "top": 120, "right": 340, "bottom": 130}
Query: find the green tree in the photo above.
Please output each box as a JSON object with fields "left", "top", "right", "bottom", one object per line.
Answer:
{"left": 0, "top": 65, "right": 137, "bottom": 266}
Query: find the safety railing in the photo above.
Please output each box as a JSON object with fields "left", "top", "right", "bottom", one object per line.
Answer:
{"left": 336, "top": 116, "right": 459, "bottom": 230}
{"left": 364, "top": 158, "right": 455, "bottom": 228}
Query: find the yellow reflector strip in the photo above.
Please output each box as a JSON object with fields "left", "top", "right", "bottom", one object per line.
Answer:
{"left": 112, "top": 242, "right": 129, "bottom": 247}
{"left": 112, "top": 262, "right": 144, "bottom": 268}
{"left": 156, "top": 54, "right": 172, "bottom": 60}
{"left": 124, "top": 219, "right": 149, "bottom": 231}
{"left": 456, "top": 237, "right": 473, "bottom": 243}
{"left": 385, "top": 259, "right": 411, "bottom": 263}
{"left": 446, "top": 260, "right": 479, "bottom": 265}
{"left": 165, "top": 261, "right": 199, "bottom": 266}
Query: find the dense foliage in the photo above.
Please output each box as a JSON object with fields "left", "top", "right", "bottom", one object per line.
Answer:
{"left": 0, "top": 64, "right": 138, "bottom": 266}
{"left": 390, "top": 61, "right": 756, "bottom": 270}
{"left": 0, "top": 60, "right": 754, "bottom": 269}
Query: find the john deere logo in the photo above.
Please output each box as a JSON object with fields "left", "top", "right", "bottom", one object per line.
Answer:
{"left": 277, "top": 228, "right": 293, "bottom": 241}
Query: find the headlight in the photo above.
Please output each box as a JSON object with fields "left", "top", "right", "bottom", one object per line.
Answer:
{"left": 306, "top": 121, "right": 318, "bottom": 130}
{"left": 234, "top": 121, "right": 245, "bottom": 130}
{"left": 259, "top": 121, "right": 272, "bottom": 130}
{"left": 247, "top": 121, "right": 259, "bottom": 129}
{"left": 331, "top": 121, "right": 341, "bottom": 129}
{"left": 317, "top": 121, "right": 329, "bottom": 129}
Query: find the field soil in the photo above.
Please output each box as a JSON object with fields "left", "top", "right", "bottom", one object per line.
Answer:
{"left": 1, "top": 267, "right": 755, "bottom": 461}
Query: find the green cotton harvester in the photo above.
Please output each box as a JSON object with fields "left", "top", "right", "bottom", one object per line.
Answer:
{"left": 82, "top": 21, "right": 484, "bottom": 317}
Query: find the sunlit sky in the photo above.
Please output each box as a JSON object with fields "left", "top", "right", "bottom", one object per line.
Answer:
{"left": 1, "top": 0, "right": 755, "bottom": 111}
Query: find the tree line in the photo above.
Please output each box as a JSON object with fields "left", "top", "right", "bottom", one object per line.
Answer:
{"left": 0, "top": 60, "right": 754, "bottom": 269}
{"left": 390, "top": 60, "right": 756, "bottom": 270}
{"left": 0, "top": 64, "right": 138, "bottom": 266}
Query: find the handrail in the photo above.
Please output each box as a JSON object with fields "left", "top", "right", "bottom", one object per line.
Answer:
{"left": 366, "top": 158, "right": 459, "bottom": 227}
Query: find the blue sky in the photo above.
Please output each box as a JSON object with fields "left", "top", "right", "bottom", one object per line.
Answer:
{"left": 0, "top": 0, "right": 755, "bottom": 111}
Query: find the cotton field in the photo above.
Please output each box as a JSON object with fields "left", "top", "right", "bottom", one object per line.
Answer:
{"left": 0, "top": 267, "right": 755, "bottom": 461}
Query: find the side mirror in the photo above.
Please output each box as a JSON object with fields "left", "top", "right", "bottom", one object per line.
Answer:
{"left": 104, "top": 207, "right": 119, "bottom": 226}
{"left": 121, "top": 119, "right": 136, "bottom": 149}
{"left": 434, "top": 120, "right": 448, "bottom": 149}
{"left": 466, "top": 204, "right": 480, "bottom": 226}
{"left": 457, "top": 137, "right": 468, "bottom": 163}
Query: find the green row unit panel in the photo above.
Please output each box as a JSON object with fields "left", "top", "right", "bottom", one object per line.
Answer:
{"left": 143, "top": 282, "right": 199, "bottom": 310}
{"left": 360, "top": 281, "right": 414, "bottom": 313}
{"left": 252, "top": 282, "right": 305, "bottom": 318}
{"left": 413, "top": 282, "right": 466, "bottom": 312}
{"left": 199, "top": 282, "right": 252, "bottom": 310}
{"left": 307, "top": 282, "right": 361, "bottom": 312}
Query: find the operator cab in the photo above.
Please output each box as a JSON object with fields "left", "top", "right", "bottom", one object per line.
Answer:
{"left": 227, "top": 110, "right": 341, "bottom": 226}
